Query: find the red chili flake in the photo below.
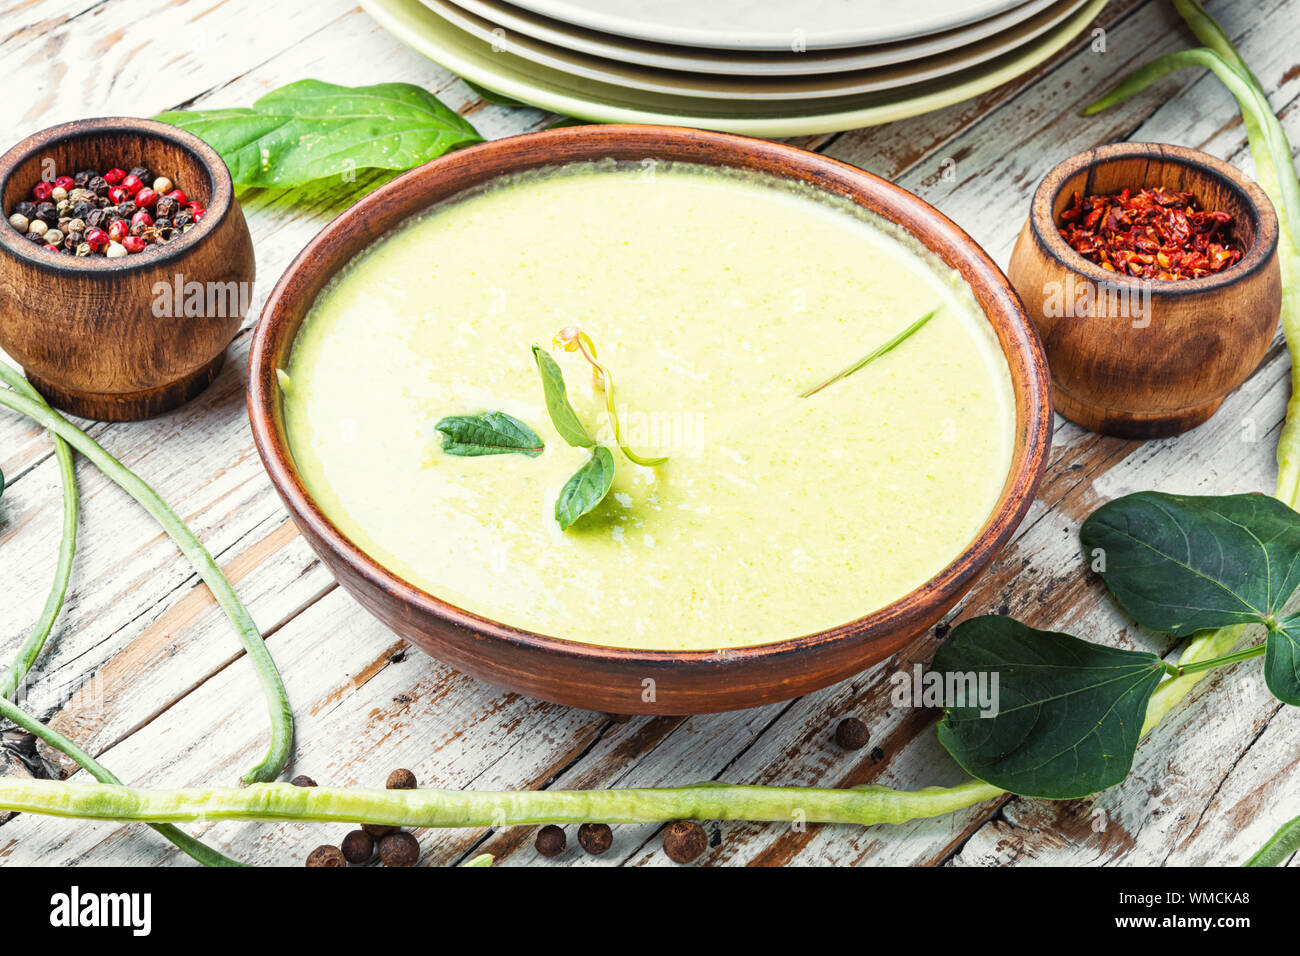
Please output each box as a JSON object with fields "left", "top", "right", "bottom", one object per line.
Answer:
{"left": 1057, "top": 186, "right": 1245, "bottom": 281}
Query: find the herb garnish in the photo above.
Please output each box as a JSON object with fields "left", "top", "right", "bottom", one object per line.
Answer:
{"left": 800, "top": 310, "right": 935, "bottom": 398}
{"left": 555, "top": 446, "right": 616, "bottom": 531}
{"left": 531, "top": 346, "right": 595, "bottom": 448}
{"left": 435, "top": 412, "right": 544, "bottom": 457}
{"left": 553, "top": 328, "right": 668, "bottom": 467}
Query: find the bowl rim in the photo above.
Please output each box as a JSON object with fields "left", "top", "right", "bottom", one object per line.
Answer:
{"left": 0, "top": 116, "right": 230, "bottom": 274}
{"left": 1028, "top": 140, "right": 1280, "bottom": 294}
{"left": 248, "top": 123, "right": 1052, "bottom": 668}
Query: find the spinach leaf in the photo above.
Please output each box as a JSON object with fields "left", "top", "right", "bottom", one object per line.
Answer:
{"left": 555, "top": 447, "right": 614, "bottom": 531}
{"left": 933, "top": 616, "right": 1166, "bottom": 799}
{"left": 1267, "top": 615, "right": 1300, "bottom": 705}
{"left": 435, "top": 412, "right": 543, "bottom": 457}
{"left": 532, "top": 346, "right": 594, "bottom": 448}
{"left": 1081, "top": 491, "right": 1300, "bottom": 705}
{"left": 155, "top": 80, "right": 482, "bottom": 188}
{"left": 1081, "top": 492, "right": 1300, "bottom": 632}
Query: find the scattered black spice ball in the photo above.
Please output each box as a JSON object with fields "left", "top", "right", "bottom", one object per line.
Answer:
{"left": 834, "top": 717, "right": 870, "bottom": 751}
{"left": 386, "top": 768, "right": 417, "bottom": 790}
{"left": 662, "top": 821, "right": 707, "bottom": 864}
{"left": 577, "top": 822, "right": 612, "bottom": 855}
{"left": 341, "top": 829, "right": 375, "bottom": 864}
{"left": 289, "top": 774, "right": 317, "bottom": 787}
{"left": 378, "top": 831, "right": 420, "bottom": 867}
{"left": 361, "top": 823, "right": 397, "bottom": 838}
{"left": 306, "top": 845, "right": 346, "bottom": 868}
{"left": 535, "top": 825, "right": 566, "bottom": 857}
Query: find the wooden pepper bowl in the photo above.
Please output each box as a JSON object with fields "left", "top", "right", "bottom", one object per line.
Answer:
{"left": 0, "top": 118, "right": 255, "bottom": 421}
{"left": 1008, "top": 141, "right": 1281, "bottom": 439}
{"left": 249, "top": 125, "right": 1052, "bottom": 715}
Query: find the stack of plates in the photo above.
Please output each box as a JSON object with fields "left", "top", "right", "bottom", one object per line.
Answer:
{"left": 363, "top": 0, "right": 1107, "bottom": 136}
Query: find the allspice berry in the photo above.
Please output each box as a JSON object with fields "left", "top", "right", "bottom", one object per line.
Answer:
{"left": 834, "top": 717, "right": 870, "bottom": 751}
{"left": 378, "top": 831, "right": 420, "bottom": 867}
{"left": 361, "top": 823, "right": 397, "bottom": 838}
{"left": 386, "top": 768, "right": 418, "bottom": 790}
{"left": 341, "top": 829, "right": 375, "bottom": 864}
{"left": 290, "top": 774, "right": 318, "bottom": 787}
{"left": 662, "top": 820, "right": 708, "bottom": 864}
{"left": 577, "top": 822, "right": 613, "bottom": 856}
{"left": 535, "top": 825, "right": 566, "bottom": 858}
{"left": 306, "top": 845, "right": 346, "bottom": 868}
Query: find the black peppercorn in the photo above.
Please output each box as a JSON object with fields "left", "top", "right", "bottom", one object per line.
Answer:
{"left": 378, "top": 831, "right": 420, "bottom": 867}
{"left": 116, "top": 200, "right": 137, "bottom": 218}
{"left": 305, "top": 845, "right": 346, "bottom": 868}
{"left": 63, "top": 231, "right": 82, "bottom": 250}
{"left": 71, "top": 201, "right": 94, "bottom": 219}
{"left": 341, "top": 829, "right": 375, "bottom": 864}
{"left": 85, "top": 208, "right": 106, "bottom": 228}
{"left": 662, "top": 821, "right": 707, "bottom": 864}
{"left": 535, "top": 824, "right": 566, "bottom": 857}
{"left": 289, "top": 774, "right": 317, "bottom": 787}
{"left": 88, "top": 175, "right": 108, "bottom": 196}
{"left": 73, "top": 170, "right": 90, "bottom": 187}
{"left": 834, "top": 716, "right": 870, "bottom": 750}
{"left": 13, "top": 201, "right": 35, "bottom": 219}
{"left": 174, "top": 209, "right": 193, "bottom": 228}
{"left": 577, "top": 822, "right": 613, "bottom": 855}
{"left": 155, "top": 195, "right": 178, "bottom": 220}
{"left": 386, "top": 768, "right": 417, "bottom": 790}
{"left": 361, "top": 823, "right": 397, "bottom": 838}
{"left": 34, "top": 203, "right": 57, "bottom": 225}
{"left": 128, "top": 165, "right": 151, "bottom": 182}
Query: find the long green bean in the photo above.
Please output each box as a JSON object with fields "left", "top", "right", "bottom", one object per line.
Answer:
{"left": 1244, "top": 814, "right": 1300, "bottom": 866}
{"left": 0, "top": 695, "right": 241, "bottom": 866}
{"left": 0, "top": 366, "right": 78, "bottom": 701}
{"left": 0, "top": 778, "right": 1005, "bottom": 829}
{"left": 0, "top": 386, "right": 293, "bottom": 784}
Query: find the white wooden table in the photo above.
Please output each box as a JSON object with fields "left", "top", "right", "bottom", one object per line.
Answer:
{"left": 1, "top": 0, "right": 1297, "bottom": 867}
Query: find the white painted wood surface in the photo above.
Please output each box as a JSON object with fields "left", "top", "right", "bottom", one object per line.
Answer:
{"left": 0, "top": 0, "right": 1296, "bottom": 866}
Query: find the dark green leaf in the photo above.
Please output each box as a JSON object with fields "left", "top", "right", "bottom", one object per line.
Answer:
{"left": 555, "top": 447, "right": 614, "bottom": 531}
{"left": 434, "top": 412, "right": 543, "bottom": 457}
{"left": 461, "top": 79, "right": 530, "bottom": 108}
{"left": 1080, "top": 492, "right": 1300, "bottom": 634}
{"left": 155, "top": 80, "right": 482, "bottom": 188}
{"left": 933, "top": 616, "right": 1166, "bottom": 799}
{"left": 532, "top": 346, "right": 594, "bottom": 448}
{"left": 1267, "top": 615, "right": 1300, "bottom": 705}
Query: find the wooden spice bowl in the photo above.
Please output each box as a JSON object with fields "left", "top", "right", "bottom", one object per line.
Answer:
{"left": 1009, "top": 141, "right": 1281, "bottom": 439}
{"left": 249, "top": 125, "right": 1052, "bottom": 715}
{"left": 0, "top": 117, "right": 255, "bottom": 421}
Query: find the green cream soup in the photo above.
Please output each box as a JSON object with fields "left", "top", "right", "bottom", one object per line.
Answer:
{"left": 284, "top": 162, "right": 1015, "bottom": 651}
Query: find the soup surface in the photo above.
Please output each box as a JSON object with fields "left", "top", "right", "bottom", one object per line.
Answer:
{"left": 284, "top": 162, "right": 1015, "bottom": 650}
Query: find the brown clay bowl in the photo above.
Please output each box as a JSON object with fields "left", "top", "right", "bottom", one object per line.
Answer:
{"left": 248, "top": 125, "right": 1052, "bottom": 715}
{"left": 0, "top": 117, "right": 255, "bottom": 421}
{"left": 1008, "top": 141, "right": 1281, "bottom": 439}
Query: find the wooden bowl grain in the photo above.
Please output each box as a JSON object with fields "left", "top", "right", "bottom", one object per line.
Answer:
{"left": 248, "top": 125, "right": 1052, "bottom": 715}
{"left": 0, "top": 118, "right": 255, "bottom": 421}
{"left": 1008, "top": 142, "right": 1281, "bottom": 439}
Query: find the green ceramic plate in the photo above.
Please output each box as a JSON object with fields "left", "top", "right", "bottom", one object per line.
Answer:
{"left": 362, "top": 0, "right": 1107, "bottom": 135}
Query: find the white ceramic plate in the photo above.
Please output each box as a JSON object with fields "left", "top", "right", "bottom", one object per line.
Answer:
{"left": 503, "top": 0, "right": 1031, "bottom": 50}
{"left": 448, "top": 0, "right": 1063, "bottom": 76}
{"left": 362, "top": 0, "right": 1107, "bottom": 135}
{"left": 426, "top": 0, "right": 1087, "bottom": 100}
